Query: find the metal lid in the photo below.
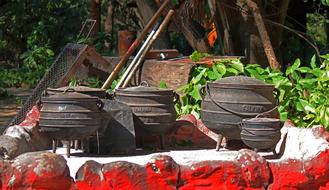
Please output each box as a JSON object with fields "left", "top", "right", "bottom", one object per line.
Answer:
{"left": 47, "top": 86, "right": 105, "bottom": 93}
{"left": 210, "top": 76, "right": 273, "bottom": 86}
{"left": 117, "top": 81, "right": 173, "bottom": 94}
{"left": 42, "top": 89, "right": 98, "bottom": 101}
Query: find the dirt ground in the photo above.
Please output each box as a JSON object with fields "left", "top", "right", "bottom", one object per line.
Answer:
{"left": 0, "top": 88, "right": 32, "bottom": 132}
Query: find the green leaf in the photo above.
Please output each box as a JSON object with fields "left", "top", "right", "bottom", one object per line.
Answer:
{"left": 297, "top": 67, "right": 311, "bottom": 73}
{"left": 159, "top": 81, "right": 167, "bottom": 89}
{"left": 226, "top": 68, "right": 239, "bottom": 75}
{"left": 188, "top": 85, "right": 202, "bottom": 101}
{"left": 191, "top": 68, "right": 207, "bottom": 84}
{"left": 280, "top": 111, "right": 288, "bottom": 121}
{"left": 230, "top": 60, "right": 244, "bottom": 73}
{"left": 310, "top": 55, "right": 317, "bottom": 69}
{"left": 286, "top": 59, "right": 301, "bottom": 75}
{"left": 216, "top": 64, "right": 226, "bottom": 75}
{"left": 299, "top": 99, "right": 316, "bottom": 113}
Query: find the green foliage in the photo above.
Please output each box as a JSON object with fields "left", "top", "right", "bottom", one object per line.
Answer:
{"left": 307, "top": 13, "right": 328, "bottom": 49}
{"left": 189, "top": 51, "right": 210, "bottom": 62}
{"left": 321, "top": 0, "right": 329, "bottom": 6}
{"left": 0, "top": 0, "right": 88, "bottom": 88}
{"left": 176, "top": 55, "right": 329, "bottom": 129}
{"left": 159, "top": 81, "right": 168, "bottom": 89}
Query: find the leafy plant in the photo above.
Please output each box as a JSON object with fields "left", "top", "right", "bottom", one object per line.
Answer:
{"left": 176, "top": 54, "right": 329, "bottom": 129}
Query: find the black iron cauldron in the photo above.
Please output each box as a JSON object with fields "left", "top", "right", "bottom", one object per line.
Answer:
{"left": 240, "top": 117, "right": 282, "bottom": 152}
{"left": 114, "top": 82, "right": 177, "bottom": 135}
{"left": 39, "top": 89, "right": 103, "bottom": 140}
{"left": 201, "top": 76, "right": 278, "bottom": 140}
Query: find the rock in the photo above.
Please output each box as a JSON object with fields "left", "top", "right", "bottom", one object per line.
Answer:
{"left": 18, "top": 105, "right": 40, "bottom": 127}
{"left": 268, "top": 125, "right": 329, "bottom": 190}
{"left": 0, "top": 106, "right": 50, "bottom": 159}
{"left": 102, "top": 161, "right": 146, "bottom": 189}
{"left": 75, "top": 160, "right": 105, "bottom": 190}
{"left": 75, "top": 155, "right": 180, "bottom": 190}
{"left": 0, "top": 135, "right": 31, "bottom": 159}
{"left": 145, "top": 155, "right": 180, "bottom": 190}
{"left": 178, "top": 149, "right": 270, "bottom": 189}
{"left": 1, "top": 151, "right": 73, "bottom": 190}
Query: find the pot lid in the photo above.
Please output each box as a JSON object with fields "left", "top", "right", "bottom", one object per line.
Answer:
{"left": 117, "top": 81, "right": 173, "bottom": 93}
{"left": 210, "top": 76, "right": 273, "bottom": 86}
{"left": 47, "top": 86, "right": 105, "bottom": 92}
{"left": 42, "top": 89, "right": 98, "bottom": 101}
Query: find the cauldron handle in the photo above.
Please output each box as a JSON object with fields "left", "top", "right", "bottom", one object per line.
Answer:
{"left": 63, "top": 88, "right": 76, "bottom": 93}
{"left": 205, "top": 84, "right": 276, "bottom": 117}
{"left": 139, "top": 81, "right": 150, "bottom": 87}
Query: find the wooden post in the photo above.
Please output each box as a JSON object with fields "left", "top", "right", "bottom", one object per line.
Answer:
{"left": 244, "top": 0, "right": 281, "bottom": 70}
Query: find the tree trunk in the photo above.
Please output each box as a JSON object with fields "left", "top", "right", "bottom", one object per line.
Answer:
{"left": 244, "top": 0, "right": 280, "bottom": 70}
{"left": 104, "top": 1, "right": 114, "bottom": 49}
{"left": 90, "top": 0, "right": 101, "bottom": 36}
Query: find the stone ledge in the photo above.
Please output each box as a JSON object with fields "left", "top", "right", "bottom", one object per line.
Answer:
{"left": 0, "top": 121, "right": 328, "bottom": 190}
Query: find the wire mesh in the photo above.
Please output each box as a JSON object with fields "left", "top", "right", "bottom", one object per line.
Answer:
{"left": 9, "top": 43, "right": 88, "bottom": 126}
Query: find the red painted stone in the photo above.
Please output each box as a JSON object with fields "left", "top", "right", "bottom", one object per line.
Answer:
{"left": 19, "top": 106, "right": 40, "bottom": 127}
{"left": 1, "top": 152, "right": 73, "bottom": 190}
{"left": 268, "top": 150, "right": 329, "bottom": 190}
{"left": 102, "top": 161, "right": 146, "bottom": 190}
{"left": 145, "top": 155, "right": 180, "bottom": 190}
{"left": 178, "top": 149, "right": 270, "bottom": 190}
{"left": 268, "top": 125, "right": 329, "bottom": 190}
{"left": 75, "top": 160, "right": 105, "bottom": 190}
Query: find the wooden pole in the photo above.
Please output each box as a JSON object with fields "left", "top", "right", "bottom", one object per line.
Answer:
{"left": 245, "top": 0, "right": 281, "bottom": 70}
{"left": 101, "top": 0, "right": 171, "bottom": 89}
{"left": 122, "top": 10, "right": 175, "bottom": 88}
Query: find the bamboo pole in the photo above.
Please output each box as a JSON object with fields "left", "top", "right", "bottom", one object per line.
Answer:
{"left": 122, "top": 10, "right": 175, "bottom": 88}
{"left": 114, "top": 22, "right": 159, "bottom": 90}
{"left": 101, "top": 0, "right": 171, "bottom": 89}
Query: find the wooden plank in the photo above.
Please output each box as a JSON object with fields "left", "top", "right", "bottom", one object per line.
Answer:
{"left": 139, "top": 59, "right": 194, "bottom": 90}
{"left": 57, "top": 46, "right": 89, "bottom": 86}
{"left": 86, "top": 47, "right": 114, "bottom": 72}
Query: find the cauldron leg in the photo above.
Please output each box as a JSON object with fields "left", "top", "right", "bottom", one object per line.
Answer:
{"left": 85, "top": 138, "right": 90, "bottom": 154}
{"left": 74, "top": 140, "right": 79, "bottom": 150}
{"left": 52, "top": 140, "right": 57, "bottom": 153}
{"left": 273, "top": 150, "right": 278, "bottom": 158}
{"left": 216, "top": 135, "right": 223, "bottom": 151}
{"left": 66, "top": 141, "right": 71, "bottom": 158}
{"left": 159, "top": 135, "right": 165, "bottom": 150}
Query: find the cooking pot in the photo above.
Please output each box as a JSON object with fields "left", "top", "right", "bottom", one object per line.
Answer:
{"left": 39, "top": 89, "right": 103, "bottom": 140}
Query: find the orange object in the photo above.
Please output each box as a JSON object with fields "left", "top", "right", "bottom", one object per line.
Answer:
{"left": 207, "top": 23, "right": 217, "bottom": 47}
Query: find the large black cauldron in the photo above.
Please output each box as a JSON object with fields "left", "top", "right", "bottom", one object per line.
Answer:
{"left": 201, "top": 76, "right": 278, "bottom": 140}
{"left": 114, "top": 83, "right": 176, "bottom": 135}
{"left": 39, "top": 89, "right": 103, "bottom": 140}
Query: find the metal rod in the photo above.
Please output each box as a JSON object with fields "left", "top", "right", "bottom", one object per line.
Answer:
{"left": 122, "top": 10, "right": 174, "bottom": 88}
{"left": 101, "top": 0, "right": 171, "bottom": 89}
{"left": 114, "top": 22, "right": 160, "bottom": 90}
